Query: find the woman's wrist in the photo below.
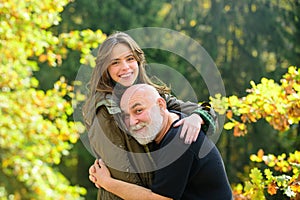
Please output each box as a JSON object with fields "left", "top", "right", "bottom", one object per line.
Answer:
{"left": 191, "top": 113, "right": 204, "bottom": 124}
{"left": 191, "top": 108, "right": 216, "bottom": 134}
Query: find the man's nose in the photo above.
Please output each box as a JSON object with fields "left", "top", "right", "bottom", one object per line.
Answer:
{"left": 129, "top": 115, "right": 138, "bottom": 126}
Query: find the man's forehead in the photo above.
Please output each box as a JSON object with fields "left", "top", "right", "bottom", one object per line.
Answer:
{"left": 121, "top": 90, "right": 146, "bottom": 109}
{"left": 120, "top": 84, "right": 156, "bottom": 110}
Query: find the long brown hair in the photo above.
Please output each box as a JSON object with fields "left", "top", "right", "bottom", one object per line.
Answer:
{"left": 82, "top": 31, "right": 170, "bottom": 129}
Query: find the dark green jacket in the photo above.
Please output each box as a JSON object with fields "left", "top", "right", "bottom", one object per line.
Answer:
{"left": 88, "top": 93, "right": 217, "bottom": 200}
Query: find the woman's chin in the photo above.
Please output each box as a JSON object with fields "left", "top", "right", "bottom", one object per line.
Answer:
{"left": 119, "top": 80, "right": 135, "bottom": 87}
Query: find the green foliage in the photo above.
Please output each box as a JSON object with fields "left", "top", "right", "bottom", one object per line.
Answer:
{"left": 0, "top": 0, "right": 105, "bottom": 199}
{"left": 211, "top": 66, "right": 300, "bottom": 136}
{"left": 234, "top": 150, "right": 300, "bottom": 199}
{"left": 211, "top": 67, "right": 300, "bottom": 199}
{"left": 244, "top": 168, "right": 265, "bottom": 200}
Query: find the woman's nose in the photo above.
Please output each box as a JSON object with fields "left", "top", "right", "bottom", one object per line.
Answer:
{"left": 120, "top": 60, "right": 130, "bottom": 70}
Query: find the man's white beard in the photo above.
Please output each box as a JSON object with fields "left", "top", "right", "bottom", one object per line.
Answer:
{"left": 129, "top": 105, "right": 163, "bottom": 145}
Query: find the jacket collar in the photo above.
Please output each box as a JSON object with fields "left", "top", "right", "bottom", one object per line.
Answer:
{"left": 95, "top": 94, "right": 121, "bottom": 114}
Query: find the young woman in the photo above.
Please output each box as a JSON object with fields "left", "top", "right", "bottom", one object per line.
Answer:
{"left": 82, "top": 32, "right": 217, "bottom": 200}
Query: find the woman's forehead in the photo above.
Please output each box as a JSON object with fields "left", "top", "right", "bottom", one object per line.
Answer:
{"left": 110, "top": 43, "right": 132, "bottom": 59}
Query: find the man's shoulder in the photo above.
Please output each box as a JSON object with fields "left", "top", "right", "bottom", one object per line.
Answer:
{"left": 169, "top": 110, "right": 187, "bottom": 118}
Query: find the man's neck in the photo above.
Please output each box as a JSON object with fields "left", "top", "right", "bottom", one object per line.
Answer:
{"left": 155, "top": 112, "right": 179, "bottom": 144}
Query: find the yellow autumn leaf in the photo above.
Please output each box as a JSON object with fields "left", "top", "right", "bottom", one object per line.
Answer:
{"left": 224, "top": 122, "right": 235, "bottom": 130}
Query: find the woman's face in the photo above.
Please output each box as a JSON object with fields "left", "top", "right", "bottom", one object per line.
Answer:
{"left": 108, "top": 43, "right": 139, "bottom": 87}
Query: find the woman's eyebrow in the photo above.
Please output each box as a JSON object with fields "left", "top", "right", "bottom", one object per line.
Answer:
{"left": 124, "top": 53, "right": 134, "bottom": 59}
{"left": 110, "top": 52, "right": 134, "bottom": 61}
{"left": 110, "top": 57, "right": 120, "bottom": 62}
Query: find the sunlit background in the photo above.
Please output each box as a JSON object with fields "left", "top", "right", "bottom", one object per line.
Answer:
{"left": 1, "top": 0, "right": 299, "bottom": 199}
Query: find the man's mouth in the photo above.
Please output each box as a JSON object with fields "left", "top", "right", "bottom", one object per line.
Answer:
{"left": 130, "top": 124, "right": 146, "bottom": 133}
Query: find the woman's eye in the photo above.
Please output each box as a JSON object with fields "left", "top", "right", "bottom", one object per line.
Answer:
{"left": 111, "top": 61, "right": 119, "bottom": 66}
{"left": 127, "top": 56, "right": 135, "bottom": 61}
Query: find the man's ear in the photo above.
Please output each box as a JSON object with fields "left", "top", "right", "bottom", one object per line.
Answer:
{"left": 157, "top": 98, "right": 166, "bottom": 110}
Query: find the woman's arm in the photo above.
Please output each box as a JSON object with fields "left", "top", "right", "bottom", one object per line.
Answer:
{"left": 91, "top": 159, "right": 172, "bottom": 200}
{"left": 163, "top": 94, "right": 217, "bottom": 143}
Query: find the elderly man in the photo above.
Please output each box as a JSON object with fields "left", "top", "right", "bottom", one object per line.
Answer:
{"left": 89, "top": 84, "right": 232, "bottom": 200}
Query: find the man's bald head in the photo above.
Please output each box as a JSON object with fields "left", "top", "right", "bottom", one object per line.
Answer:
{"left": 120, "top": 84, "right": 162, "bottom": 112}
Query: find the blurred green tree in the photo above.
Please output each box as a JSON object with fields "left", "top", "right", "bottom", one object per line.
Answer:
{"left": 0, "top": 0, "right": 105, "bottom": 199}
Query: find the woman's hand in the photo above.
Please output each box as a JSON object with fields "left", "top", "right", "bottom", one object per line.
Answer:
{"left": 89, "top": 160, "right": 100, "bottom": 188}
{"left": 173, "top": 113, "right": 203, "bottom": 144}
{"left": 89, "top": 159, "right": 111, "bottom": 188}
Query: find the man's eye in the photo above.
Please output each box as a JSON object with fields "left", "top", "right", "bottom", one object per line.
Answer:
{"left": 136, "top": 109, "right": 143, "bottom": 114}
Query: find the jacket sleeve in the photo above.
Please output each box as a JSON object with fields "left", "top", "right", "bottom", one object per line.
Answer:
{"left": 163, "top": 93, "right": 218, "bottom": 134}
